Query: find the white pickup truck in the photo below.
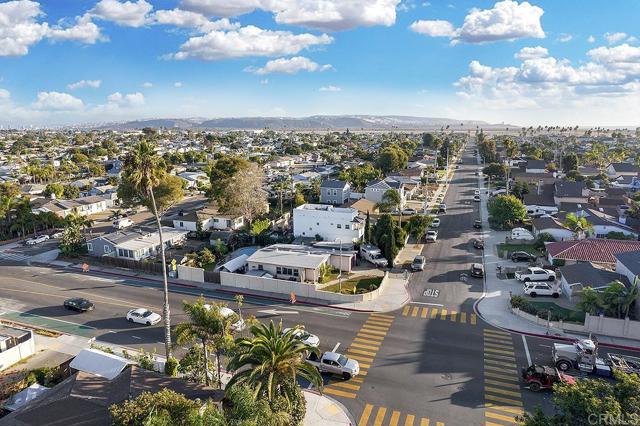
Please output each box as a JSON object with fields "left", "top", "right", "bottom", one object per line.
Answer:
{"left": 515, "top": 267, "right": 556, "bottom": 282}
{"left": 360, "top": 244, "right": 388, "bottom": 268}
{"left": 306, "top": 351, "right": 360, "bottom": 380}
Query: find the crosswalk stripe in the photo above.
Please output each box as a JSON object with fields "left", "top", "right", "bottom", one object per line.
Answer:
{"left": 484, "top": 336, "right": 513, "bottom": 345}
{"left": 484, "top": 359, "right": 517, "bottom": 368}
{"left": 420, "top": 419, "right": 430, "bottom": 426}
{"left": 484, "top": 353, "right": 516, "bottom": 361}
{"left": 484, "top": 364, "right": 518, "bottom": 375}
{"left": 347, "top": 354, "right": 375, "bottom": 363}
{"left": 390, "top": 410, "right": 401, "bottom": 426}
{"left": 366, "top": 319, "right": 393, "bottom": 326}
{"left": 486, "top": 422, "right": 510, "bottom": 426}
{"left": 450, "top": 311, "right": 457, "bottom": 322}
{"left": 324, "top": 387, "right": 357, "bottom": 399}
{"left": 359, "top": 404, "right": 374, "bottom": 426}
{"left": 440, "top": 308, "right": 448, "bottom": 320}
{"left": 484, "top": 347, "right": 516, "bottom": 356}
{"left": 471, "top": 313, "right": 477, "bottom": 325}
{"left": 329, "top": 381, "right": 360, "bottom": 391}
{"left": 351, "top": 342, "right": 380, "bottom": 351}
{"left": 460, "top": 312, "right": 467, "bottom": 323}
{"left": 373, "top": 407, "right": 387, "bottom": 426}
{"left": 484, "top": 379, "right": 521, "bottom": 390}
{"left": 485, "top": 411, "right": 518, "bottom": 423}
{"left": 404, "top": 414, "right": 415, "bottom": 426}
{"left": 350, "top": 376, "right": 364, "bottom": 383}
{"left": 411, "top": 306, "right": 419, "bottom": 317}
{"left": 371, "top": 313, "right": 395, "bottom": 320}
{"left": 348, "top": 348, "right": 377, "bottom": 357}
{"left": 485, "top": 403, "right": 524, "bottom": 415}
{"left": 484, "top": 371, "right": 520, "bottom": 381}
{"left": 402, "top": 306, "right": 410, "bottom": 316}
{"left": 358, "top": 362, "right": 371, "bottom": 369}
{"left": 360, "top": 327, "right": 387, "bottom": 336}
{"left": 357, "top": 332, "right": 386, "bottom": 341}
{"left": 484, "top": 394, "right": 523, "bottom": 406}
{"left": 484, "top": 328, "right": 510, "bottom": 337}
{"left": 358, "top": 370, "right": 368, "bottom": 376}
{"left": 483, "top": 340, "right": 514, "bottom": 349}
{"left": 421, "top": 307, "right": 429, "bottom": 318}
{"left": 430, "top": 308, "right": 438, "bottom": 319}
{"left": 485, "top": 386, "right": 522, "bottom": 398}
{"left": 363, "top": 323, "right": 390, "bottom": 331}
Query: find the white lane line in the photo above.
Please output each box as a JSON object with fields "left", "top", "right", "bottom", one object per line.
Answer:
{"left": 0, "top": 308, "right": 97, "bottom": 329}
{"left": 132, "top": 335, "right": 141, "bottom": 340}
{"left": 332, "top": 342, "right": 341, "bottom": 352}
{"left": 411, "top": 302, "right": 444, "bottom": 306}
{"left": 522, "top": 334, "right": 532, "bottom": 366}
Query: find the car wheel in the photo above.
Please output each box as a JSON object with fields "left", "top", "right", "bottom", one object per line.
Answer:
{"left": 128, "top": 318, "right": 133, "bottom": 323}
{"left": 146, "top": 321, "right": 151, "bottom": 326}
{"left": 552, "top": 293, "right": 559, "bottom": 298}
{"left": 529, "top": 382, "right": 542, "bottom": 392}
{"left": 512, "top": 258, "right": 518, "bottom": 262}
{"left": 556, "top": 360, "right": 571, "bottom": 372}
{"left": 342, "top": 372, "right": 352, "bottom": 380}
{"left": 548, "top": 276, "right": 555, "bottom": 282}
{"left": 524, "top": 278, "right": 531, "bottom": 282}
{"left": 530, "top": 292, "right": 537, "bottom": 298}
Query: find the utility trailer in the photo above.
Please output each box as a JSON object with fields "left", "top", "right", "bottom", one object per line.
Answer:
{"left": 552, "top": 338, "right": 640, "bottom": 377}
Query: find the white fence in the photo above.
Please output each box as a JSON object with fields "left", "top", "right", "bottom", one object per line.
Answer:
{"left": 0, "top": 330, "right": 35, "bottom": 372}
{"left": 220, "top": 271, "right": 387, "bottom": 303}
{"left": 177, "top": 264, "right": 205, "bottom": 283}
{"left": 513, "top": 308, "right": 640, "bottom": 340}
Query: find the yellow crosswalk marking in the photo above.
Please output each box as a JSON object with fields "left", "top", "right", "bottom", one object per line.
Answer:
{"left": 484, "top": 364, "right": 518, "bottom": 375}
{"left": 363, "top": 323, "right": 390, "bottom": 331}
{"left": 485, "top": 403, "right": 524, "bottom": 415}
{"left": 367, "top": 319, "right": 393, "bottom": 326}
{"left": 358, "top": 370, "right": 368, "bottom": 376}
{"left": 485, "top": 411, "right": 518, "bottom": 423}
{"left": 430, "top": 308, "right": 438, "bottom": 319}
{"left": 484, "top": 371, "right": 520, "bottom": 381}
{"left": 460, "top": 312, "right": 467, "bottom": 323}
{"left": 436, "top": 423, "right": 444, "bottom": 426}
{"left": 357, "top": 331, "right": 386, "bottom": 339}
{"left": 420, "top": 419, "right": 430, "bottom": 426}
{"left": 355, "top": 334, "right": 384, "bottom": 342}
{"left": 347, "top": 354, "right": 375, "bottom": 363}
{"left": 484, "top": 328, "right": 510, "bottom": 336}
{"left": 484, "top": 353, "right": 516, "bottom": 362}
{"left": 390, "top": 410, "right": 401, "bottom": 426}
{"left": 485, "top": 386, "right": 522, "bottom": 398}
{"left": 450, "top": 311, "right": 457, "bottom": 321}
{"left": 404, "top": 415, "right": 415, "bottom": 426}
{"left": 471, "top": 313, "right": 477, "bottom": 325}
{"left": 358, "top": 362, "right": 371, "bottom": 369}
{"left": 325, "top": 387, "right": 357, "bottom": 399}
{"left": 373, "top": 407, "right": 387, "bottom": 426}
{"left": 411, "top": 306, "right": 419, "bottom": 317}
{"left": 486, "top": 422, "right": 510, "bottom": 426}
{"left": 348, "top": 348, "right": 377, "bottom": 357}
{"left": 360, "top": 327, "right": 387, "bottom": 336}
{"left": 440, "top": 308, "right": 448, "bottom": 320}
{"left": 350, "top": 377, "right": 365, "bottom": 383}
{"left": 421, "top": 307, "right": 429, "bottom": 318}
{"left": 484, "top": 358, "right": 517, "bottom": 368}
{"left": 359, "top": 404, "right": 374, "bottom": 426}
{"left": 484, "top": 336, "right": 513, "bottom": 344}
{"left": 483, "top": 340, "right": 514, "bottom": 349}
{"left": 402, "top": 306, "right": 410, "bottom": 316}
{"left": 371, "top": 313, "right": 395, "bottom": 320}
{"left": 485, "top": 379, "right": 521, "bottom": 390}
{"left": 484, "top": 394, "right": 523, "bottom": 406}
{"left": 351, "top": 342, "right": 380, "bottom": 351}
{"left": 484, "top": 347, "right": 516, "bottom": 356}
{"left": 330, "top": 381, "right": 360, "bottom": 391}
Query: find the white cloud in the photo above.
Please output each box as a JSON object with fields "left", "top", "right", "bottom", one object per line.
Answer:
{"left": 0, "top": 88, "right": 10, "bottom": 101}
{"left": 107, "top": 91, "right": 145, "bottom": 107}
{"left": 91, "top": 0, "right": 153, "bottom": 27}
{"left": 409, "top": 20, "right": 455, "bottom": 37}
{"left": 47, "top": 14, "right": 105, "bottom": 44}
{"left": 410, "top": 0, "right": 545, "bottom": 44}
{"left": 260, "top": 79, "right": 269, "bottom": 84}
{"left": 142, "top": 82, "right": 153, "bottom": 88}
{"left": 587, "top": 35, "right": 596, "bottom": 43}
{"left": 0, "top": 0, "right": 49, "bottom": 56}
{"left": 557, "top": 33, "right": 572, "bottom": 43}
{"left": 246, "top": 56, "right": 332, "bottom": 75}
{"left": 514, "top": 46, "right": 548, "bottom": 60}
{"left": 32, "top": 91, "right": 84, "bottom": 110}
{"left": 604, "top": 32, "right": 627, "bottom": 44}
{"left": 153, "top": 8, "right": 239, "bottom": 32}
{"left": 174, "top": 81, "right": 184, "bottom": 88}
{"left": 67, "top": 79, "right": 102, "bottom": 90}
{"left": 319, "top": 85, "right": 341, "bottom": 92}
{"left": 173, "top": 25, "right": 333, "bottom": 61}
{"left": 180, "top": 0, "right": 400, "bottom": 31}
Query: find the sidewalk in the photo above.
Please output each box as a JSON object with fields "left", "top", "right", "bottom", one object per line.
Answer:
{"left": 474, "top": 173, "right": 640, "bottom": 350}
{"left": 303, "top": 390, "right": 355, "bottom": 426}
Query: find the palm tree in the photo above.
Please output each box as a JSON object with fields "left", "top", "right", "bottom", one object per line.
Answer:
{"left": 227, "top": 321, "right": 323, "bottom": 403}
{"left": 622, "top": 281, "right": 639, "bottom": 319}
{"left": 122, "top": 140, "right": 173, "bottom": 359}
{"left": 563, "top": 212, "right": 593, "bottom": 239}
{"left": 174, "top": 297, "right": 234, "bottom": 386}
{"left": 576, "top": 287, "right": 601, "bottom": 315}
{"left": 601, "top": 281, "right": 629, "bottom": 319}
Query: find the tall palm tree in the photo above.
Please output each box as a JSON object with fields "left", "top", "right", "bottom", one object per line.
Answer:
{"left": 563, "top": 213, "right": 593, "bottom": 239}
{"left": 576, "top": 286, "right": 601, "bottom": 315}
{"left": 122, "top": 140, "right": 173, "bottom": 359}
{"left": 601, "top": 281, "right": 629, "bottom": 319}
{"left": 227, "top": 321, "right": 323, "bottom": 404}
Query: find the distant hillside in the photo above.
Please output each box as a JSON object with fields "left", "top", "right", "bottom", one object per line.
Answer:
{"left": 95, "top": 115, "right": 508, "bottom": 131}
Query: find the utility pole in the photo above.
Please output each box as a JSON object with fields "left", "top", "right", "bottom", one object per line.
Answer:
{"left": 337, "top": 238, "right": 343, "bottom": 292}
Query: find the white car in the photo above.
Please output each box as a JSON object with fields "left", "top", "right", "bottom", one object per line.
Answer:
{"left": 474, "top": 189, "right": 481, "bottom": 196}
{"left": 430, "top": 218, "right": 440, "bottom": 228}
{"left": 26, "top": 235, "right": 49, "bottom": 245}
{"left": 425, "top": 230, "right": 438, "bottom": 242}
{"left": 515, "top": 267, "right": 556, "bottom": 283}
{"left": 284, "top": 327, "right": 320, "bottom": 347}
{"left": 126, "top": 308, "right": 161, "bottom": 326}
{"left": 204, "top": 304, "right": 246, "bottom": 331}
{"left": 50, "top": 231, "right": 64, "bottom": 239}
{"left": 113, "top": 217, "right": 134, "bottom": 229}
{"left": 402, "top": 208, "right": 417, "bottom": 216}
{"left": 473, "top": 195, "right": 481, "bottom": 202}
{"left": 523, "top": 282, "right": 561, "bottom": 298}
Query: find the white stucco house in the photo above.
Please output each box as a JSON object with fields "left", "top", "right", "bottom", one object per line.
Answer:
{"left": 293, "top": 203, "right": 364, "bottom": 242}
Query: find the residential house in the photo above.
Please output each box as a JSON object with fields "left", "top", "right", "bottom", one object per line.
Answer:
{"left": 546, "top": 238, "right": 640, "bottom": 266}
{"left": 178, "top": 171, "right": 209, "bottom": 189}
{"left": 88, "top": 185, "right": 119, "bottom": 208}
{"left": 553, "top": 181, "right": 589, "bottom": 206}
{"left": 31, "top": 195, "right": 108, "bottom": 218}
{"left": 86, "top": 226, "right": 188, "bottom": 260}
{"left": 19, "top": 184, "right": 46, "bottom": 195}
{"left": 173, "top": 207, "right": 244, "bottom": 232}
{"left": 293, "top": 203, "right": 364, "bottom": 242}
{"left": 558, "top": 262, "right": 629, "bottom": 300}
{"left": 525, "top": 159, "right": 547, "bottom": 174}
{"left": 364, "top": 179, "right": 405, "bottom": 206}
{"left": 531, "top": 216, "right": 574, "bottom": 241}
{"left": 607, "top": 162, "right": 640, "bottom": 178}
{"left": 0, "top": 325, "right": 35, "bottom": 372}
{"left": 319, "top": 180, "right": 351, "bottom": 205}
{"left": 523, "top": 183, "right": 558, "bottom": 217}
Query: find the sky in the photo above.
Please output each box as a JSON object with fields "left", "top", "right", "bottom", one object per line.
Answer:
{"left": 1, "top": 0, "right": 640, "bottom": 127}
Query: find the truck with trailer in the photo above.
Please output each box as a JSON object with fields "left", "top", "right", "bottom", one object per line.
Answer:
{"left": 552, "top": 338, "right": 640, "bottom": 377}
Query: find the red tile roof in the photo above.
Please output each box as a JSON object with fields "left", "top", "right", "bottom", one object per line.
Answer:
{"left": 546, "top": 239, "right": 640, "bottom": 264}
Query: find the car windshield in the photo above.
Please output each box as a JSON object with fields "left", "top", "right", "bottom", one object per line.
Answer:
{"left": 337, "top": 355, "right": 348, "bottom": 366}
{"left": 142, "top": 310, "right": 153, "bottom": 317}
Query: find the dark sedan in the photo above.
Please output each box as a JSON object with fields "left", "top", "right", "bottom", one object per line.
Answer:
{"left": 473, "top": 239, "right": 484, "bottom": 249}
{"left": 511, "top": 251, "right": 537, "bottom": 262}
{"left": 473, "top": 220, "right": 482, "bottom": 229}
{"left": 63, "top": 297, "right": 94, "bottom": 312}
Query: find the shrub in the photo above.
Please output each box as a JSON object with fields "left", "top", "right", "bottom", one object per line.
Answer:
{"left": 533, "top": 232, "right": 555, "bottom": 250}
{"left": 25, "top": 366, "right": 66, "bottom": 387}
{"left": 164, "top": 357, "right": 179, "bottom": 377}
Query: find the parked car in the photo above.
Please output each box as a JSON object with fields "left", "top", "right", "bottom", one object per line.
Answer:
{"left": 26, "top": 235, "right": 49, "bottom": 245}
{"left": 126, "top": 308, "right": 161, "bottom": 325}
{"left": 360, "top": 244, "right": 388, "bottom": 268}
{"left": 50, "top": 231, "right": 64, "bottom": 239}
{"left": 470, "top": 263, "right": 484, "bottom": 278}
{"left": 473, "top": 239, "right": 484, "bottom": 249}
{"left": 474, "top": 189, "right": 481, "bottom": 196}
{"left": 402, "top": 208, "right": 417, "bottom": 216}
{"left": 425, "top": 230, "right": 438, "bottom": 242}
{"left": 473, "top": 220, "right": 482, "bottom": 229}
{"left": 306, "top": 351, "right": 360, "bottom": 380}
{"left": 473, "top": 195, "right": 481, "bottom": 202}
{"left": 411, "top": 255, "right": 426, "bottom": 271}
{"left": 521, "top": 364, "right": 575, "bottom": 392}
{"left": 63, "top": 297, "right": 94, "bottom": 312}
{"left": 113, "top": 217, "right": 134, "bottom": 229}
{"left": 511, "top": 251, "right": 537, "bottom": 263}
{"left": 283, "top": 327, "right": 320, "bottom": 348}
{"left": 523, "top": 282, "right": 561, "bottom": 298}
{"left": 204, "top": 304, "right": 245, "bottom": 331}
{"left": 515, "top": 267, "right": 556, "bottom": 282}
{"left": 438, "top": 203, "right": 447, "bottom": 213}
{"left": 430, "top": 217, "right": 440, "bottom": 228}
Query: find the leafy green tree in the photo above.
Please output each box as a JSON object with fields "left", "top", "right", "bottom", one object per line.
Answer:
{"left": 421, "top": 133, "right": 442, "bottom": 149}
{"left": 63, "top": 185, "right": 80, "bottom": 199}
{"left": 376, "top": 189, "right": 402, "bottom": 226}
{"left": 563, "top": 213, "right": 593, "bottom": 239}
{"left": 250, "top": 218, "right": 271, "bottom": 236}
{"left": 503, "top": 137, "right": 519, "bottom": 159}
{"left": 482, "top": 163, "right": 508, "bottom": 178}
{"left": 218, "top": 162, "right": 268, "bottom": 227}
{"left": 576, "top": 287, "right": 602, "bottom": 315}
{"left": 562, "top": 153, "right": 579, "bottom": 172}
{"left": 59, "top": 222, "right": 87, "bottom": 257}
{"left": 407, "top": 215, "right": 432, "bottom": 241}
{"left": 207, "top": 155, "right": 250, "bottom": 202}
{"left": 601, "top": 281, "right": 638, "bottom": 319}
{"left": 119, "top": 141, "right": 184, "bottom": 360}
{"left": 337, "top": 163, "right": 381, "bottom": 192}
{"left": 375, "top": 145, "right": 408, "bottom": 174}
{"left": 487, "top": 195, "right": 526, "bottom": 229}
{"left": 43, "top": 183, "right": 64, "bottom": 198}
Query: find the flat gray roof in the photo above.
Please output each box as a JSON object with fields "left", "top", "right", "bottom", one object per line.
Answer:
{"left": 247, "top": 247, "right": 329, "bottom": 270}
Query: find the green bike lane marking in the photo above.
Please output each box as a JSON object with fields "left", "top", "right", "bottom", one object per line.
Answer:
{"left": 0, "top": 310, "right": 96, "bottom": 338}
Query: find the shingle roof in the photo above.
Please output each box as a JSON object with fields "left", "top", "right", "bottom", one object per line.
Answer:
{"left": 560, "top": 262, "right": 629, "bottom": 288}
{"left": 546, "top": 239, "right": 640, "bottom": 264}
{"left": 554, "top": 181, "right": 586, "bottom": 197}
{"left": 526, "top": 159, "right": 546, "bottom": 169}
{"left": 609, "top": 162, "right": 640, "bottom": 173}
{"left": 614, "top": 250, "right": 640, "bottom": 276}
{"left": 320, "top": 179, "right": 348, "bottom": 189}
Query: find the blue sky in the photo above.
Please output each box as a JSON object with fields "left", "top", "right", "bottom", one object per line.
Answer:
{"left": 1, "top": 0, "right": 639, "bottom": 127}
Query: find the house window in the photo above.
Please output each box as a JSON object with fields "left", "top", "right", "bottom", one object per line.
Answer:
{"left": 345, "top": 224, "right": 350, "bottom": 230}
{"left": 87, "top": 242, "right": 93, "bottom": 251}
{"left": 179, "top": 221, "right": 184, "bottom": 228}
{"left": 258, "top": 264, "right": 263, "bottom": 270}
{"left": 337, "top": 224, "right": 342, "bottom": 229}
{"left": 104, "top": 245, "right": 111, "bottom": 253}
{"left": 293, "top": 269, "right": 299, "bottom": 276}
{"left": 277, "top": 267, "right": 282, "bottom": 274}
{"left": 316, "top": 222, "right": 320, "bottom": 226}
{"left": 333, "top": 190, "right": 337, "bottom": 196}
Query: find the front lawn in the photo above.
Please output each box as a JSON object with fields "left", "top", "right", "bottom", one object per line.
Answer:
{"left": 322, "top": 276, "right": 383, "bottom": 294}
{"left": 497, "top": 243, "right": 541, "bottom": 258}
